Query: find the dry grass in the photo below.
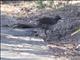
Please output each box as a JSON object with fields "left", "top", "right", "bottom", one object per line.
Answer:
{"left": 1, "top": 1, "right": 80, "bottom": 18}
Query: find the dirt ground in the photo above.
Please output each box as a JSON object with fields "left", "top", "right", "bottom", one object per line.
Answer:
{"left": 1, "top": 1, "right": 80, "bottom": 60}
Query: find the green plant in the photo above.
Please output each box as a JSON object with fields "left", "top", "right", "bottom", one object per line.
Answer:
{"left": 37, "top": 0, "right": 45, "bottom": 9}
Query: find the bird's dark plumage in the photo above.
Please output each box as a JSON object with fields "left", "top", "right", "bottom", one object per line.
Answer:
{"left": 37, "top": 15, "right": 61, "bottom": 29}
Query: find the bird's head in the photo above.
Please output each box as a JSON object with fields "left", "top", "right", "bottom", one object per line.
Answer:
{"left": 55, "top": 15, "right": 61, "bottom": 20}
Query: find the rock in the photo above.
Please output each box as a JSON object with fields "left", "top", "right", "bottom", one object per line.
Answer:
{"left": 1, "top": 15, "right": 17, "bottom": 27}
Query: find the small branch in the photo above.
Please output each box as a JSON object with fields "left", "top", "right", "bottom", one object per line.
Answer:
{"left": 71, "top": 29, "right": 80, "bottom": 36}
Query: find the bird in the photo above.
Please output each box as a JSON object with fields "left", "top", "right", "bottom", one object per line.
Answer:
{"left": 37, "top": 15, "right": 61, "bottom": 41}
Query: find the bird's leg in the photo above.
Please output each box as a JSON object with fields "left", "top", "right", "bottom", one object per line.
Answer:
{"left": 44, "top": 29, "right": 48, "bottom": 42}
{"left": 44, "top": 29, "right": 47, "bottom": 37}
